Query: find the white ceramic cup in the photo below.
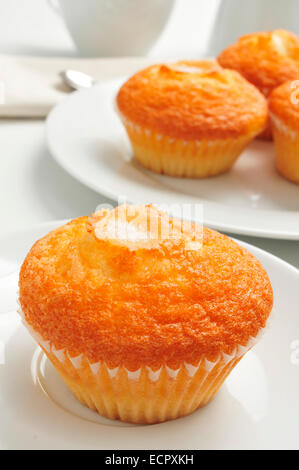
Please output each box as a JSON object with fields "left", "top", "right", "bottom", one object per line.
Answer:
{"left": 48, "top": 0, "right": 175, "bottom": 57}
{"left": 208, "top": 0, "right": 299, "bottom": 56}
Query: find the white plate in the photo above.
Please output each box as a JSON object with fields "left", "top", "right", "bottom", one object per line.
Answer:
{"left": 1, "top": 221, "right": 299, "bottom": 450}
{"left": 46, "top": 78, "right": 299, "bottom": 240}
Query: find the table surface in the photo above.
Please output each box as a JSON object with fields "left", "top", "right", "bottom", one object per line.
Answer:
{"left": 0, "top": 0, "right": 298, "bottom": 270}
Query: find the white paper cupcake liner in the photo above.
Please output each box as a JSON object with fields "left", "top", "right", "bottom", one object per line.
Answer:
{"left": 18, "top": 302, "right": 270, "bottom": 424}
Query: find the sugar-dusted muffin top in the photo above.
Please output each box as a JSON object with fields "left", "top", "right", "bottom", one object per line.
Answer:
{"left": 19, "top": 205, "right": 273, "bottom": 370}
{"left": 116, "top": 61, "right": 268, "bottom": 140}
{"left": 218, "top": 30, "right": 299, "bottom": 97}
{"left": 269, "top": 80, "right": 299, "bottom": 130}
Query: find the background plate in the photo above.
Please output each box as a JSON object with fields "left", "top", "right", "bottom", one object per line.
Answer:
{"left": 46, "top": 78, "right": 299, "bottom": 240}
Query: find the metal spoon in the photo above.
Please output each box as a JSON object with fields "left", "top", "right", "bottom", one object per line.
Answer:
{"left": 61, "top": 70, "right": 96, "bottom": 91}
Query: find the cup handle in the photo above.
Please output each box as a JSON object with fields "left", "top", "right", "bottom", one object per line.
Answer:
{"left": 47, "top": 0, "right": 62, "bottom": 15}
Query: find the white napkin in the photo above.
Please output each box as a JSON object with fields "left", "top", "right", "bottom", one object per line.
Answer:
{"left": 0, "top": 55, "right": 155, "bottom": 118}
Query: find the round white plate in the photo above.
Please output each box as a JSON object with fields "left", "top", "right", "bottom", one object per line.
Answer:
{"left": 46, "top": 78, "right": 299, "bottom": 240}
{"left": 1, "top": 222, "right": 299, "bottom": 450}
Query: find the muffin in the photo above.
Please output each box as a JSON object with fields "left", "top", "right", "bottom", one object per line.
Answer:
{"left": 116, "top": 61, "right": 268, "bottom": 178}
{"left": 269, "top": 80, "right": 299, "bottom": 184}
{"left": 218, "top": 30, "right": 299, "bottom": 139}
{"left": 19, "top": 205, "right": 273, "bottom": 424}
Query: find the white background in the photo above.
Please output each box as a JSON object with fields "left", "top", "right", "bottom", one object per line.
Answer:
{"left": 0, "top": 0, "right": 298, "bottom": 268}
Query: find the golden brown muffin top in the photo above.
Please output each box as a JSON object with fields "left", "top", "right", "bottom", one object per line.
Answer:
{"left": 116, "top": 61, "right": 268, "bottom": 140}
{"left": 269, "top": 80, "right": 299, "bottom": 130}
{"left": 19, "top": 205, "right": 273, "bottom": 370}
{"left": 218, "top": 30, "right": 299, "bottom": 97}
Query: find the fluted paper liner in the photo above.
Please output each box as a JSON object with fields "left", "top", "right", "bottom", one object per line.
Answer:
{"left": 19, "top": 308, "right": 265, "bottom": 424}
{"left": 270, "top": 112, "right": 299, "bottom": 184}
{"left": 118, "top": 113, "right": 259, "bottom": 178}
